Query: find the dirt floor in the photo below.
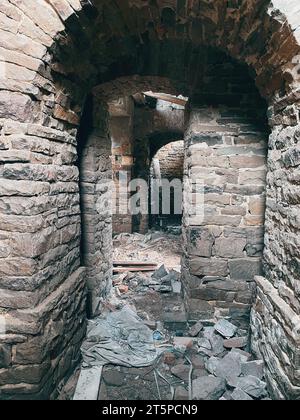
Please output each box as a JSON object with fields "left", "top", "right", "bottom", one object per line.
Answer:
{"left": 113, "top": 231, "right": 183, "bottom": 271}
{"left": 59, "top": 232, "right": 271, "bottom": 401}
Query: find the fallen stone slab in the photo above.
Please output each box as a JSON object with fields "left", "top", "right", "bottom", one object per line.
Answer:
{"left": 192, "top": 376, "right": 226, "bottom": 400}
{"left": 174, "top": 386, "right": 189, "bottom": 400}
{"left": 237, "top": 375, "right": 267, "bottom": 398}
{"left": 193, "top": 368, "right": 208, "bottom": 379}
{"left": 231, "top": 388, "right": 254, "bottom": 401}
{"left": 241, "top": 361, "right": 265, "bottom": 380}
{"left": 201, "top": 327, "right": 225, "bottom": 356}
{"left": 215, "top": 319, "right": 238, "bottom": 339}
{"left": 223, "top": 336, "right": 248, "bottom": 349}
{"left": 191, "top": 354, "right": 206, "bottom": 369}
{"left": 198, "top": 337, "right": 212, "bottom": 350}
{"left": 171, "top": 364, "right": 191, "bottom": 382}
{"left": 174, "top": 337, "right": 194, "bottom": 351}
{"left": 231, "top": 349, "right": 252, "bottom": 362}
{"left": 205, "top": 352, "right": 242, "bottom": 382}
{"left": 152, "top": 265, "right": 169, "bottom": 279}
{"left": 189, "top": 321, "right": 204, "bottom": 337}
{"left": 162, "top": 271, "right": 179, "bottom": 284}
{"left": 221, "top": 391, "right": 234, "bottom": 401}
{"left": 205, "top": 357, "right": 221, "bottom": 376}
{"left": 211, "top": 334, "right": 226, "bottom": 357}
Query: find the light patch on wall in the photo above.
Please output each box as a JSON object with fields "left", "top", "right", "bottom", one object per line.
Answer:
{"left": 0, "top": 56, "right": 7, "bottom": 79}
{"left": 0, "top": 315, "right": 6, "bottom": 336}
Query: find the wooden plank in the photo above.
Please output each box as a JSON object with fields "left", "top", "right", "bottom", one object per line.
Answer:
{"left": 114, "top": 261, "right": 158, "bottom": 267}
{"left": 113, "top": 267, "right": 157, "bottom": 273}
{"left": 73, "top": 367, "right": 103, "bottom": 401}
{"left": 143, "top": 92, "right": 187, "bottom": 106}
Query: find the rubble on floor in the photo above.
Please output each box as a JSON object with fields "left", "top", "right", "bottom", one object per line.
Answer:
{"left": 64, "top": 232, "right": 271, "bottom": 400}
{"left": 113, "top": 231, "right": 182, "bottom": 272}
{"left": 97, "top": 319, "right": 270, "bottom": 400}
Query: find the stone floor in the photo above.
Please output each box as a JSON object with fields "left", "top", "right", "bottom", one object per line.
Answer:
{"left": 59, "top": 232, "right": 271, "bottom": 401}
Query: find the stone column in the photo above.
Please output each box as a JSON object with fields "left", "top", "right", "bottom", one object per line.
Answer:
{"left": 0, "top": 120, "right": 87, "bottom": 400}
{"left": 79, "top": 101, "right": 113, "bottom": 317}
{"left": 182, "top": 105, "right": 268, "bottom": 328}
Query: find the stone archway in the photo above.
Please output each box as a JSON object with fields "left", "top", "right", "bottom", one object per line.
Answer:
{"left": 0, "top": 0, "right": 300, "bottom": 400}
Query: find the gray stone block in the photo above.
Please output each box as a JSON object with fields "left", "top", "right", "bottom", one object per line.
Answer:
{"left": 229, "top": 259, "right": 263, "bottom": 280}
{"left": 192, "top": 376, "right": 226, "bottom": 400}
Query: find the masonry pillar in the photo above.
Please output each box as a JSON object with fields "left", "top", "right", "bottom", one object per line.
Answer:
{"left": 182, "top": 105, "right": 268, "bottom": 328}
{"left": 79, "top": 100, "right": 113, "bottom": 316}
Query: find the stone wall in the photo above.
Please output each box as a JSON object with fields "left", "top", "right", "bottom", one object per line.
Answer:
{"left": 250, "top": 118, "right": 300, "bottom": 399}
{"left": 109, "top": 98, "right": 134, "bottom": 235}
{"left": 151, "top": 141, "right": 184, "bottom": 181}
{"left": 182, "top": 106, "right": 268, "bottom": 329}
{"left": 133, "top": 98, "right": 185, "bottom": 232}
{"left": 150, "top": 141, "right": 184, "bottom": 230}
{"left": 0, "top": 119, "right": 87, "bottom": 400}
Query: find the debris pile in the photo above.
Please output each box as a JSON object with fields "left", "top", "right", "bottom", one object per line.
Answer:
{"left": 113, "top": 264, "right": 182, "bottom": 296}
{"left": 63, "top": 233, "right": 271, "bottom": 401}
{"left": 97, "top": 312, "right": 270, "bottom": 401}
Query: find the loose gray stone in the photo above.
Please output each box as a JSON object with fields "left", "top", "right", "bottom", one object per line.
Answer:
{"left": 174, "top": 386, "right": 189, "bottom": 400}
{"left": 202, "top": 327, "right": 226, "bottom": 356}
{"left": 198, "top": 338, "right": 211, "bottom": 356}
{"left": 171, "top": 364, "right": 191, "bottom": 382}
{"left": 152, "top": 265, "right": 169, "bottom": 279}
{"left": 231, "top": 388, "right": 254, "bottom": 401}
{"left": 215, "top": 319, "right": 238, "bottom": 339}
{"left": 205, "top": 357, "right": 221, "bottom": 376}
{"left": 231, "top": 349, "right": 252, "bottom": 362}
{"left": 241, "top": 361, "right": 265, "bottom": 380}
{"left": 224, "top": 336, "right": 248, "bottom": 349}
{"left": 190, "top": 321, "right": 204, "bottom": 337}
{"left": 191, "top": 354, "right": 206, "bottom": 369}
{"left": 237, "top": 376, "right": 267, "bottom": 398}
{"left": 192, "top": 376, "right": 226, "bottom": 400}
{"left": 206, "top": 352, "right": 242, "bottom": 382}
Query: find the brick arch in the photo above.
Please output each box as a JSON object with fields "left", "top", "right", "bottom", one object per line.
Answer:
{"left": 93, "top": 76, "right": 178, "bottom": 103}
{"left": 40, "top": 1, "right": 300, "bottom": 112}
{"left": 0, "top": 1, "right": 298, "bottom": 128}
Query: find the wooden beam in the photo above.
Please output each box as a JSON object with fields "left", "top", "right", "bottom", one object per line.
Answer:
{"left": 73, "top": 367, "right": 103, "bottom": 401}
{"left": 114, "top": 261, "right": 158, "bottom": 267}
{"left": 143, "top": 92, "right": 188, "bottom": 107}
{"left": 113, "top": 267, "right": 157, "bottom": 273}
